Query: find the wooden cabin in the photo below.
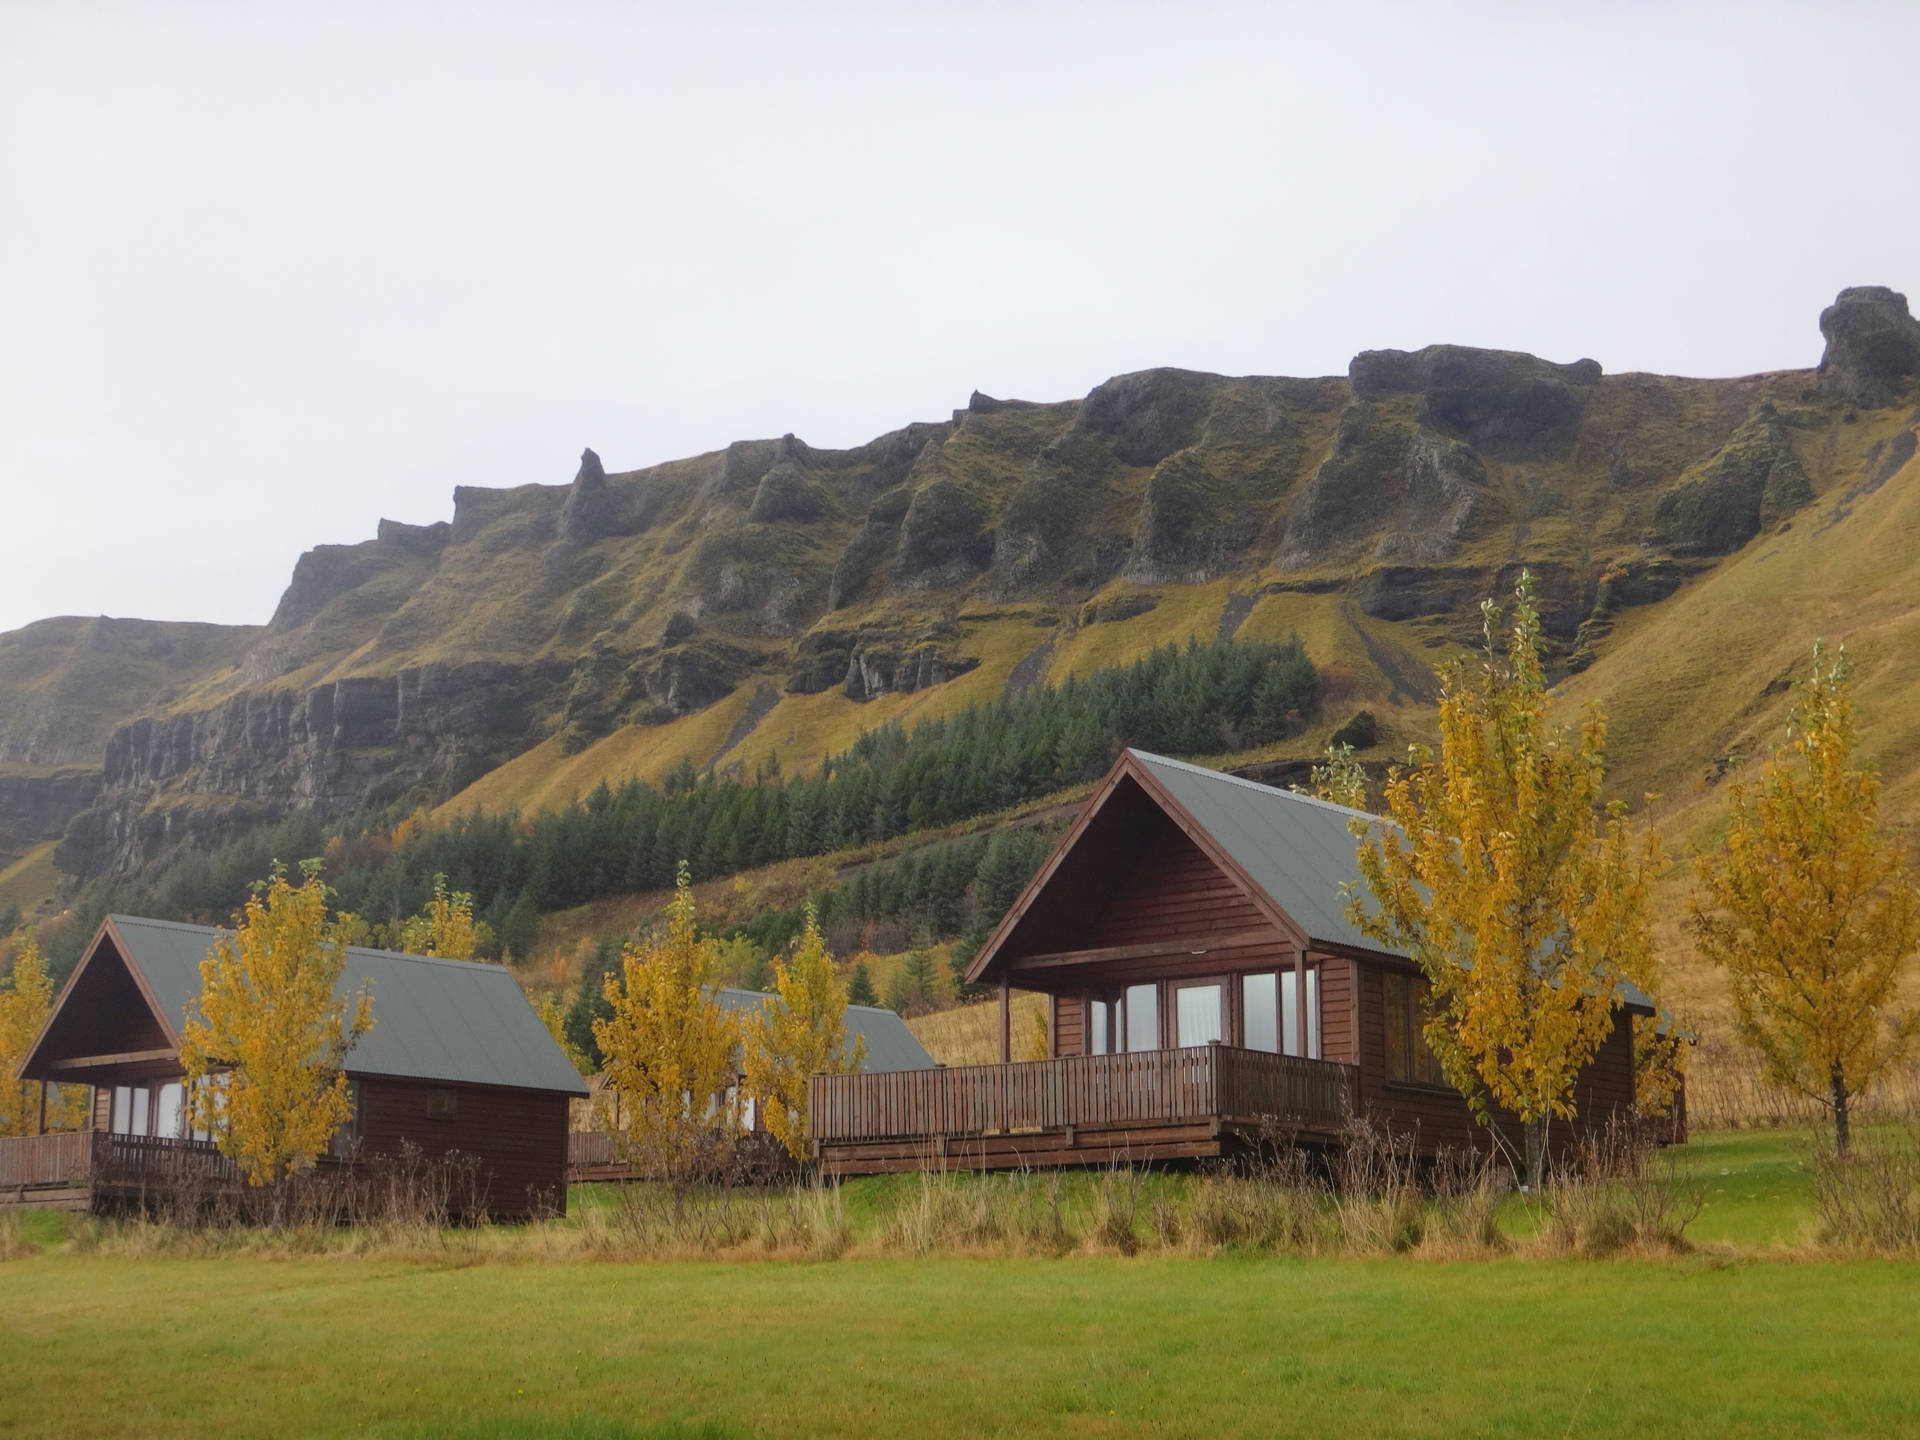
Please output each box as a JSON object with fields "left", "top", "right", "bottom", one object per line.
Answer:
{"left": 3, "top": 914, "right": 589, "bottom": 1217}
{"left": 808, "top": 748, "right": 1657, "bottom": 1176}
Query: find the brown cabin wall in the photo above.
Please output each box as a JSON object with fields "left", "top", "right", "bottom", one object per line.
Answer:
{"left": 354, "top": 1077, "right": 570, "bottom": 1218}
{"left": 1348, "top": 958, "right": 1640, "bottom": 1156}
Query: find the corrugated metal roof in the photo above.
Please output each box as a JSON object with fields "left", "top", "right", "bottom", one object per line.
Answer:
{"left": 1128, "top": 751, "right": 1657, "bottom": 1011}
{"left": 714, "top": 989, "right": 936, "bottom": 1073}
{"left": 107, "top": 914, "right": 590, "bottom": 1097}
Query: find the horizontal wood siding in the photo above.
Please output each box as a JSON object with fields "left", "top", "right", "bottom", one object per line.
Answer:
{"left": 1318, "top": 955, "right": 1356, "bottom": 1064}
{"left": 1081, "top": 833, "right": 1269, "bottom": 947}
{"left": 1351, "top": 959, "right": 1643, "bottom": 1156}
{"left": 1053, "top": 993, "right": 1083, "bottom": 1057}
{"left": 356, "top": 1078, "right": 569, "bottom": 1218}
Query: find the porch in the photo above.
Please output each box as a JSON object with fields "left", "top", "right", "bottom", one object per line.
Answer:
{"left": 0, "top": 1131, "right": 242, "bottom": 1213}
{"left": 808, "top": 1043, "right": 1358, "bottom": 1175}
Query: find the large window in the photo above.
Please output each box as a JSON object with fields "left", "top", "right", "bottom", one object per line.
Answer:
{"left": 1242, "top": 973, "right": 1279, "bottom": 1053}
{"left": 155, "top": 1082, "right": 184, "bottom": 1139}
{"left": 1280, "top": 970, "right": 1320, "bottom": 1059}
{"left": 1174, "top": 983, "right": 1223, "bottom": 1047}
{"left": 1382, "top": 972, "right": 1448, "bottom": 1086}
{"left": 1124, "top": 984, "right": 1159, "bottom": 1052}
{"left": 1088, "top": 996, "right": 1118, "bottom": 1055}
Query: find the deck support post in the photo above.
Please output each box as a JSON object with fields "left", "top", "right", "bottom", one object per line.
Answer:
{"left": 1294, "top": 949, "right": 1308, "bottom": 1059}
{"left": 998, "top": 976, "right": 1011, "bottom": 1064}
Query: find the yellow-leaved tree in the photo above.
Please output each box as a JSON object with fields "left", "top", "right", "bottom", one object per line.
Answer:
{"left": 537, "top": 990, "right": 590, "bottom": 1075}
{"left": 594, "top": 863, "right": 742, "bottom": 1189}
{"left": 743, "top": 906, "right": 866, "bottom": 1160}
{"left": 178, "top": 861, "right": 374, "bottom": 1198}
{"left": 0, "top": 930, "right": 87, "bottom": 1136}
{"left": 397, "top": 874, "right": 485, "bottom": 960}
{"left": 1349, "top": 575, "right": 1661, "bottom": 1188}
{"left": 1691, "top": 643, "right": 1920, "bottom": 1153}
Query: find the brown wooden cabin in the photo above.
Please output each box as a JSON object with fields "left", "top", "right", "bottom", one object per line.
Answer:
{"left": 807, "top": 748, "right": 1659, "bottom": 1177}
{"left": 3, "top": 914, "right": 589, "bottom": 1217}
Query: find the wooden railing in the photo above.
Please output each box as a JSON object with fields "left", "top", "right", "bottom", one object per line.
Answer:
{"left": 0, "top": 1131, "right": 97, "bottom": 1191}
{"left": 0, "top": 1132, "right": 245, "bottom": 1198}
{"left": 808, "top": 1045, "right": 1357, "bottom": 1144}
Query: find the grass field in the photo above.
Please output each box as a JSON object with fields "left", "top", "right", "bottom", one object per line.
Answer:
{"left": 3, "top": 1128, "right": 1915, "bottom": 1438}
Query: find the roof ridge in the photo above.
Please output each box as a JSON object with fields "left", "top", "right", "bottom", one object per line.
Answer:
{"left": 110, "top": 913, "right": 512, "bottom": 976}
{"left": 1127, "top": 749, "right": 1377, "bottom": 820}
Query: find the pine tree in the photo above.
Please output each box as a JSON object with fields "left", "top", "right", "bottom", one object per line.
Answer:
{"left": 846, "top": 957, "right": 878, "bottom": 1007}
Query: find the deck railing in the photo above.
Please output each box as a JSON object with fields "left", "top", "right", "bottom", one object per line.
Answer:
{"left": 0, "top": 1132, "right": 244, "bottom": 1198}
{"left": 808, "top": 1044, "right": 1357, "bottom": 1144}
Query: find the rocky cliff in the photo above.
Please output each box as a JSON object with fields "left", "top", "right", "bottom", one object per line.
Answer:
{"left": 8, "top": 286, "right": 1919, "bottom": 894}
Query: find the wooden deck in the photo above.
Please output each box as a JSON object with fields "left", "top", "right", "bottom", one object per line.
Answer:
{"left": 1, "top": 1132, "right": 242, "bottom": 1212}
{"left": 809, "top": 1044, "right": 1358, "bottom": 1175}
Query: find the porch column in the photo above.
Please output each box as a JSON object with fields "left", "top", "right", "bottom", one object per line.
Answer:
{"left": 1294, "top": 949, "right": 1308, "bottom": 1058}
{"left": 998, "top": 975, "right": 1011, "bottom": 1064}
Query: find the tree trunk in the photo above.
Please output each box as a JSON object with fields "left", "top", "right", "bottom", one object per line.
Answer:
{"left": 1524, "top": 1118, "right": 1547, "bottom": 1192}
{"left": 1831, "top": 1065, "right": 1851, "bottom": 1156}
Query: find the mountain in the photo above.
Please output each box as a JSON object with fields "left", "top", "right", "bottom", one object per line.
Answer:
{"left": 4, "top": 285, "right": 1919, "bottom": 921}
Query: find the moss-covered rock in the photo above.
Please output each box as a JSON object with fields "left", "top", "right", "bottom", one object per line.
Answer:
{"left": 1647, "top": 409, "right": 1813, "bottom": 556}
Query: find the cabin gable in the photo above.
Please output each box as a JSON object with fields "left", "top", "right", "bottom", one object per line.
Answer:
{"left": 22, "top": 928, "right": 175, "bottom": 1080}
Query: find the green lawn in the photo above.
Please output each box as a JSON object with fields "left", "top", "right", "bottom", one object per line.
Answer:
{"left": 2, "top": 1128, "right": 1909, "bottom": 1440}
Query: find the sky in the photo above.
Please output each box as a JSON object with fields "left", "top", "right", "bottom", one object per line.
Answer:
{"left": 2, "top": 2, "right": 1916, "bottom": 635}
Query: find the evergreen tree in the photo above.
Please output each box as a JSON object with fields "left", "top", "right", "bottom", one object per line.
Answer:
{"left": 847, "top": 959, "right": 878, "bottom": 1007}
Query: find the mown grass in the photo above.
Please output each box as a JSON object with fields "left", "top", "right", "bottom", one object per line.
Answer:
{"left": 5, "top": 1128, "right": 1916, "bottom": 1437}
{"left": 3, "top": 1244, "right": 1917, "bottom": 1437}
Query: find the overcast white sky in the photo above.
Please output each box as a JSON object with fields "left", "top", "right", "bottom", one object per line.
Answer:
{"left": 2, "top": 2, "right": 1915, "bottom": 635}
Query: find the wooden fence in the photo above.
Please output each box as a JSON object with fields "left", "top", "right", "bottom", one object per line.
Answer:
{"left": 809, "top": 1045, "right": 1356, "bottom": 1144}
{"left": 1, "top": 1132, "right": 243, "bottom": 1202}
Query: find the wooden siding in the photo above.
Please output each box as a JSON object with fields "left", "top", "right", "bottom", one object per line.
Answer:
{"left": 1052, "top": 993, "right": 1083, "bottom": 1058}
{"left": 355, "top": 1078, "right": 570, "bottom": 1218}
{"left": 1318, "top": 956, "right": 1356, "bottom": 1064}
{"left": 1347, "top": 957, "right": 1641, "bottom": 1155}
{"left": 1078, "top": 827, "right": 1269, "bottom": 947}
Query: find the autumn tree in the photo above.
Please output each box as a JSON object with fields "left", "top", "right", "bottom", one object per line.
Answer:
{"left": 178, "top": 862, "right": 374, "bottom": 1196}
{"left": 1308, "top": 741, "right": 1368, "bottom": 810}
{"left": 1691, "top": 644, "right": 1920, "bottom": 1153}
{"left": 1349, "top": 576, "right": 1661, "bottom": 1188}
{"left": 537, "top": 991, "right": 591, "bottom": 1074}
{"left": 0, "top": 930, "right": 86, "bottom": 1136}
{"left": 1022, "top": 1005, "right": 1050, "bottom": 1062}
{"left": 742, "top": 906, "right": 866, "bottom": 1161}
{"left": 593, "top": 863, "right": 742, "bottom": 1188}
{"left": 397, "top": 874, "right": 487, "bottom": 960}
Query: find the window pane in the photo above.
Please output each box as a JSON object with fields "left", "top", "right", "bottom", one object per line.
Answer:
{"left": 1281, "top": 971, "right": 1298, "bottom": 1057}
{"left": 1307, "top": 967, "right": 1320, "bottom": 1060}
{"left": 131, "top": 1087, "right": 150, "bottom": 1137}
{"left": 1242, "top": 974, "right": 1278, "bottom": 1052}
{"left": 1089, "top": 998, "right": 1109, "bottom": 1056}
{"left": 156, "top": 1083, "right": 184, "bottom": 1139}
{"left": 1175, "top": 985, "right": 1223, "bottom": 1047}
{"left": 1383, "top": 973, "right": 1409, "bottom": 1081}
{"left": 1415, "top": 981, "right": 1448, "bottom": 1085}
{"left": 111, "top": 1087, "right": 132, "bottom": 1135}
{"left": 1125, "top": 984, "right": 1158, "bottom": 1052}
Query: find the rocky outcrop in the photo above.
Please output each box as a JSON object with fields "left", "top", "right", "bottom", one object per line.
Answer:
{"left": 56, "top": 659, "right": 566, "bottom": 878}
{"left": 560, "top": 448, "right": 615, "bottom": 542}
{"left": 1070, "top": 368, "right": 1219, "bottom": 467}
{"left": 1647, "top": 408, "right": 1812, "bottom": 556}
{"left": 1817, "top": 286, "right": 1920, "bottom": 409}
{"left": 1124, "top": 453, "right": 1257, "bottom": 583}
{"left": 897, "top": 480, "right": 993, "bottom": 587}
{"left": 785, "top": 626, "right": 978, "bottom": 701}
{"left": 1279, "top": 407, "right": 1485, "bottom": 569}
{"left": 829, "top": 489, "right": 910, "bottom": 610}
{"left": 747, "top": 459, "right": 825, "bottom": 523}
{"left": 1350, "top": 345, "right": 1599, "bottom": 459}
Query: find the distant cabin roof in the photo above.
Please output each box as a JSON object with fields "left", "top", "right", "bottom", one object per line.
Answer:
{"left": 104, "top": 914, "right": 590, "bottom": 1098}
{"left": 714, "top": 988, "right": 936, "bottom": 1073}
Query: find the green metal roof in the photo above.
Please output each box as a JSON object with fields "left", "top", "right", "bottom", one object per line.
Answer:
{"left": 107, "top": 914, "right": 590, "bottom": 1097}
{"left": 714, "top": 988, "right": 936, "bottom": 1073}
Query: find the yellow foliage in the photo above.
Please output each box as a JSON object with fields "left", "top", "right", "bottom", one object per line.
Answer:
{"left": 1349, "top": 575, "right": 1661, "bottom": 1185}
{"left": 1022, "top": 1006, "right": 1050, "bottom": 1062}
{"left": 536, "top": 991, "right": 590, "bottom": 1075}
{"left": 177, "top": 862, "right": 375, "bottom": 1189}
{"left": 1633, "top": 1013, "right": 1688, "bottom": 1122}
{"left": 593, "top": 863, "right": 742, "bottom": 1184}
{"left": 0, "top": 931, "right": 86, "bottom": 1136}
{"left": 1690, "top": 644, "right": 1920, "bottom": 1152}
{"left": 397, "top": 874, "right": 482, "bottom": 960}
{"left": 742, "top": 906, "right": 866, "bottom": 1161}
